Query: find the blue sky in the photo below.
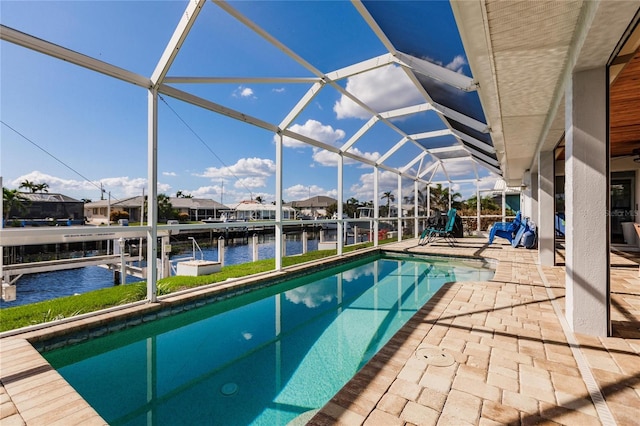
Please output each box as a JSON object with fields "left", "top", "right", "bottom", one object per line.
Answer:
{"left": 1, "top": 0, "right": 499, "bottom": 207}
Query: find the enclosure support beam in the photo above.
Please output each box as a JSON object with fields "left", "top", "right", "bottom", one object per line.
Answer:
{"left": 337, "top": 154, "right": 344, "bottom": 255}
{"left": 414, "top": 180, "right": 419, "bottom": 238}
{"left": 374, "top": 167, "right": 379, "bottom": 246}
{"left": 476, "top": 181, "right": 481, "bottom": 234}
{"left": 397, "top": 175, "right": 403, "bottom": 242}
{"left": 146, "top": 89, "right": 159, "bottom": 303}
{"left": 275, "top": 133, "right": 283, "bottom": 271}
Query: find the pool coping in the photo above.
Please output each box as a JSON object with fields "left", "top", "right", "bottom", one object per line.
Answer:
{"left": 0, "top": 245, "right": 500, "bottom": 425}
{"left": 0, "top": 246, "right": 397, "bottom": 424}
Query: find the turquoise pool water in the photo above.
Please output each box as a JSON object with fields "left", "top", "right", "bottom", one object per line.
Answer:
{"left": 45, "top": 253, "right": 494, "bottom": 425}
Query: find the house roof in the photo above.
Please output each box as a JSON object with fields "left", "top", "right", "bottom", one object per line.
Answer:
{"left": 233, "top": 200, "right": 295, "bottom": 211}
{"left": 18, "top": 192, "right": 82, "bottom": 203}
{"left": 85, "top": 196, "right": 229, "bottom": 210}
{"left": 289, "top": 196, "right": 337, "bottom": 208}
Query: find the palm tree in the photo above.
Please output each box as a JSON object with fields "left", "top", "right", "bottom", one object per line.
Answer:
{"left": 381, "top": 191, "right": 395, "bottom": 217}
{"left": 157, "top": 194, "right": 174, "bottom": 220}
{"left": 19, "top": 179, "right": 36, "bottom": 193}
{"left": 426, "top": 184, "right": 462, "bottom": 211}
{"left": 20, "top": 180, "right": 49, "bottom": 193}
{"left": 345, "top": 197, "right": 360, "bottom": 217}
{"left": 465, "top": 195, "right": 500, "bottom": 211}
{"left": 144, "top": 194, "right": 175, "bottom": 220}
{"left": 176, "top": 190, "right": 192, "bottom": 198}
{"left": 3, "top": 187, "right": 28, "bottom": 222}
{"left": 254, "top": 195, "right": 264, "bottom": 204}
{"left": 35, "top": 182, "right": 49, "bottom": 193}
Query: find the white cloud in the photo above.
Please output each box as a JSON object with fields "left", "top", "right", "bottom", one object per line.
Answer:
{"left": 196, "top": 158, "right": 277, "bottom": 197}
{"left": 234, "top": 177, "right": 268, "bottom": 189}
{"left": 9, "top": 171, "right": 166, "bottom": 200}
{"left": 279, "top": 119, "right": 346, "bottom": 149}
{"left": 233, "top": 86, "right": 255, "bottom": 99}
{"left": 162, "top": 171, "right": 177, "bottom": 177}
{"left": 446, "top": 55, "right": 467, "bottom": 73}
{"left": 310, "top": 143, "right": 380, "bottom": 168}
{"left": 311, "top": 149, "right": 340, "bottom": 166}
{"left": 272, "top": 87, "right": 285, "bottom": 93}
{"left": 341, "top": 263, "right": 375, "bottom": 282}
{"left": 346, "top": 146, "right": 381, "bottom": 164}
{"left": 198, "top": 158, "right": 275, "bottom": 184}
{"left": 333, "top": 65, "right": 423, "bottom": 120}
{"left": 478, "top": 177, "right": 500, "bottom": 191}
{"left": 438, "top": 159, "right": 475, "bottom": 177}
{"left": 285, "top": 184, "right": 337, "bottom": 200}
{"left": 190, "top": 185, "right": 222, "bottom": 199}
{"left": 347, "top": 169, "right": 399, "bottom": 202}
{"left": 186, "top": 184, "right": 271, "bottom": 206}
{"left": 285, "top": 282, "right": 335, "bottom": 308}
{"left": 278, "top": 119, "right": 379, "bottom": 167}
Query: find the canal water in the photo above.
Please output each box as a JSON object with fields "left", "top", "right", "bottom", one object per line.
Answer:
{"left": 1, "top": 233, "right": 365, "bottom": 309}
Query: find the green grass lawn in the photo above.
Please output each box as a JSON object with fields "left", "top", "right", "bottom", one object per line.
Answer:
{"left": 0, "top": 240, "right": 392, "bottom": 332}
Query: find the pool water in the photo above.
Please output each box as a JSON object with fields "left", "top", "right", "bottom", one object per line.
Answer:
{"left": 44, "top": 254, "right": 494, "bottom": 425}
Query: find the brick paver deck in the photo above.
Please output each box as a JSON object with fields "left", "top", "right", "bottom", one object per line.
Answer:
{"left": 1, "top": 237, "right": 638, "bottom": 425}
{"left": 309, "top": 238, "right": 640, "bottom": 426}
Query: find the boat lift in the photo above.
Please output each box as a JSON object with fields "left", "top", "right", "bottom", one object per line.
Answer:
{"left": 0, "top": 225, "right": 174, "bottom": 302}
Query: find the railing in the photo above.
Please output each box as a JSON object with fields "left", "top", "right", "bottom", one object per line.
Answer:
{"left": 188, "top": 236, "right": 204, "bottom": 261}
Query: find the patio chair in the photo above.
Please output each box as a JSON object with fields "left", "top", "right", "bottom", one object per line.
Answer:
{"left": 418, "top": 209, "right": 444, "bottom": 245}
{"left": 488, "top": 211, "right": 525, "bottom": 246}
{"left": 419, "top": 208, "right": 458, "bottom": 246}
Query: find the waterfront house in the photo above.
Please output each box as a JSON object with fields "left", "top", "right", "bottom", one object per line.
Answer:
{"left": 287, "top": 196, "right": 337, "bottom": 219}
{"left": 84, "top": 196, "right": 229, "bottom": 224}
{"left": 232, "top": 200, "right": 297, "bottom": 221}
{"left": 4, "top": 192, "right": 84, "bottom": 226}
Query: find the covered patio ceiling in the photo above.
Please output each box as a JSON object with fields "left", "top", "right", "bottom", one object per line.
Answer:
{"left": 453, "top": 1, "right": 640, "bottom": 185}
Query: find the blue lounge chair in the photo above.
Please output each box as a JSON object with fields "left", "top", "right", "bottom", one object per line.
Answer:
{"left": 419, "top": 208, "right": 457, "bottom": 246}
{"left": 488, "top": 211, "right": 524, "bottom": 246}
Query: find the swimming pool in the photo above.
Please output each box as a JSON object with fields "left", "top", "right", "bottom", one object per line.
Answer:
{"left": 44, "top": 253, "right": 494, "bottom": 425}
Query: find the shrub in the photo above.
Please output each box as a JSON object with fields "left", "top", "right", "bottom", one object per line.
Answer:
{"left": 110, "top": 210, "right": 130, "bottom": 221}
{"left": 177, "top": 212, "right": 190, "bottom": 222}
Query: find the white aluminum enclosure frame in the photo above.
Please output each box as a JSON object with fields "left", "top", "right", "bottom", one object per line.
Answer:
{"left": 0, "top": 0, "right": 501, "bottom": 303}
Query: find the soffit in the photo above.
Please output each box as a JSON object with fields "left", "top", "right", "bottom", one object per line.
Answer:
{"left": 453, "top": 0, "right": 640, "bottom": 185}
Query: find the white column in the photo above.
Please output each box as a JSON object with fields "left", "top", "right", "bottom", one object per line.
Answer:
{"left": 302, "top": 230, "right": 308, "bottom": 254}
{"left": 522, "top": 170, "right": 532, "bottom": 219}
{"left": 275, "top": 133, "right": 283, "bottom": 270}
{"left": 565, "top": 67, "right": 609, "bottom": 336}
{"left": 252, "top": 234, "right": 259, "bottom": 262}
{"left": 161, "top": 235, "right": 171, "bottom": 279}
{"left": 218, "top": 237, "right": 225, "bottom": 266}
{"left": 337, "top": 154, "right": 344, "bottom": 255}
{"left": 146, "top": 89, "right": 158, "bottom": 302}
{"left": 530, "top": 170, "right": 538, "bottom": 225}
{"left": 0, "top": 176, "right": 6, "bottom": 300}
{"left": 397, "top": 174, "right": 402, "bottom": 241}
{"left": 538, "top": 150, "right": 555, "bottom": 266}
{"left": 476, "top": 181, "right": 481, "bottom": 234}
{"left": 373, "top": 167, "right": 379, "bottom": 246}
{"left": 414, "top": 180, "right": 419, "bottom": 237}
